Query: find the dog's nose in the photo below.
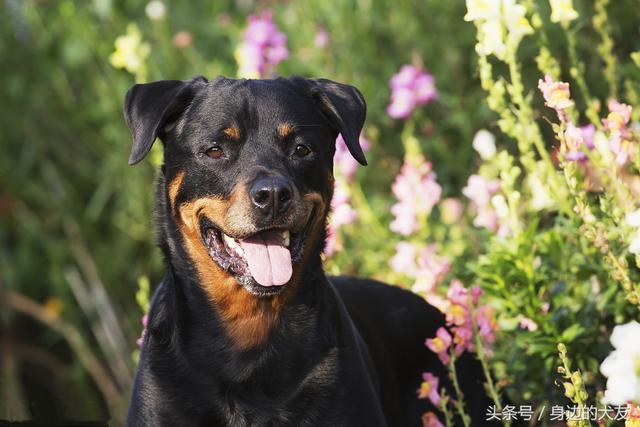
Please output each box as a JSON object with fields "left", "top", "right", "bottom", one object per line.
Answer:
{"left": 250, "top": 176, "right": 293, "bottom": 217}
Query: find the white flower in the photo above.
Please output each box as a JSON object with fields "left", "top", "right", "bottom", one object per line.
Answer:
{"left": 600, "top": 320, "right": 640, "bottom": 405}
{"left": 464, "top": 0, "right": 501, "bottom": 22}
{"left": 549, "top": 0, "right": 579, "bottom": 24}
{"left": 627, "top": 209, "right": 640, "bottom": 228}
{"left": 476, "top": 20, "right": 506, "bottom": 59}
{"left": 503, "top": 0, "right": 534, "bottom": 47}
{"left": 528, "top": 173, "right": 554, "bottom": 211}
{"left": 472, "top": 129, "right": 497, "bottom": 160}
{"left": 145, "top": 1, "right": 166, "bottom": 20}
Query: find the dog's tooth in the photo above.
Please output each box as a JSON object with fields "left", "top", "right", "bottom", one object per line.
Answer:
{"left": 282, "top": 230, "right": 290, "bottom": 247}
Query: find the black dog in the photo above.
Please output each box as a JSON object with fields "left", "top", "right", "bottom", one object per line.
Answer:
{"left": 123, "top": 76, "right": 491, "bottom": 426}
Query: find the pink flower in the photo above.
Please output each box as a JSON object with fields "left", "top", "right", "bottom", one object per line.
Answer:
{"left": 603, "top": 100, "right": 632, "bottom": 132}
{"left": 417, "top": 372, "right": 441, "bottom": 406}
{"left": 387, "top": 65, "right": 438, "bottom": 119}
{"left": 518, "top": 315, "right": 538, "bottom": 331}
{"left": 390, "top": 241, "right": 418, "bottom": 276}
{"left": 413, "top": 245, "right": 451, "bottom": 294}
{"left": 136, "top": 314, "right": 148, "bottom": 348}
{"left": 440, "top": 198, "right": 464, "bottom": 224}
{"left": 390, "top": 157, "right": 442, "bottom": 236}
{"left": 325, "top": 182, "right": 356, "bottom": 256}
{"left": 314, "top": 27, "right": 330, "bottom": 48}
{"left": 236, "top": 11, "right": 288, "bottom": 78}
{"left": 426, "top": 327, "right": 452, "bottom": 365}
{"left": 422, "top": 412, "right": 444, "bottom": 427}
{"left": 476, "top": 306, "right": 497, "bottom": 346}
{"left": 538, "top": 74, "right": 574, "bottom": 119}
{"left": 564, "top": 123, "right": 589, "bottom": 161}
{"left": 603, "top": 100, "right": 633, "bottom": 166}
{"left": 462, "top": 175, "right": 500, "bottom": 231}
{"left": 335, "top": 133, "right": 370, "bottom": 180}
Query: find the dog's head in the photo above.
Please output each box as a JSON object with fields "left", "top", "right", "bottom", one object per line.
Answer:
{"left": 124, "top": 76, "right": 366, "bottom": 297}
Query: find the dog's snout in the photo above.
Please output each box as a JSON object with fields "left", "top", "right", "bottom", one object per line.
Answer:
{"left": 250, "top": 176, "right": 293, "bottom": 218}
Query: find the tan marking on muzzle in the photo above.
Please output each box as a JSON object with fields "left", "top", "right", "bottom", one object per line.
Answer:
{"left": 174, "top": 186, "right": 287, "bottom": 350}
{"left": 167, "top": 171, "right": 185, "bottom": 210}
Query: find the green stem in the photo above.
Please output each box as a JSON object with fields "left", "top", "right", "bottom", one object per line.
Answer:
{"left": 448, "top": 354, "right": 471, "bottom": 427}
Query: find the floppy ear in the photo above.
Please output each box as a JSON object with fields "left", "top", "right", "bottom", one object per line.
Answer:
{"left": 124, "top": 76, "right": 207, "bottom": 165}
{"left": 308, "top": 78, "right": 367, "bottom": 166}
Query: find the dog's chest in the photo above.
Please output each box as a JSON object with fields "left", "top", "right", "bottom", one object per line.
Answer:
{"left": 209, "top": 348, "right": 341, "bottom": 426}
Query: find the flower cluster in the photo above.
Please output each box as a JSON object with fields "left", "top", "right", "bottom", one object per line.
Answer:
{"left": 425, "top": 280, "right": 497, "bottom": 365}
{"left": 539, "top": 75, "right": 635, "bottom": 166}
{"left": 387, "top": 65, "right": 438, "bottom": 119}
{"left": 235, "top": 11, "right": 288, "bottom": 79}
{"left": 109, "top": 24, "right": 150, "bottom": 81}
{"left": 600, "top": 320, "right": 640, "bottom": 405}
{"left": 549, "top": 0, "right": 579, "bottom": 25}
{"left": 603, "top": 100, "right": 634, "bottom": 165}
{"left": 325, "top": 133, "right": 370, "bottom": 256}
{"left": 464, "top": 0, "right": 533, "bottom": 60}
{"left": 390, "top": 242, "right": 451, "bottom": 304}
{"left": 462, "top": 174, "right": 501, "bottom": 232}
{"left": 390, "top": 156, "right": 442, "bottom": 236}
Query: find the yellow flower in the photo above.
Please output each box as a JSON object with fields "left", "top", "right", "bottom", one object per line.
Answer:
{"left": 43, "top": 297, "right": 63, "bottom": 319}
{"left": 109, "top": 24, "right": 150, "bottom": 80}
{"left": 549, "top": 0, "right": 579, "bottom": 24}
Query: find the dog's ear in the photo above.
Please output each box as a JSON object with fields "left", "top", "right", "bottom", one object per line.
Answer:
{"left": 124, "top": 76, "right": 207, "bottom": 165}
{"left": 307, "top": 78, "right": 367, "bottom": 166}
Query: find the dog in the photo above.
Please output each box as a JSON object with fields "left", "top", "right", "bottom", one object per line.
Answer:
{"left": 123, "top": 76, "right": 491, "bottom": 426}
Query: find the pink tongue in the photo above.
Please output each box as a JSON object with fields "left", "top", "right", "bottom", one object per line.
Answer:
{"left": 239, "top": 231, "right": 292, "bottom": 287}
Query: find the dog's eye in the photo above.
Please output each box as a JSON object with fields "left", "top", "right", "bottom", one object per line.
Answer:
{"left": 206, "top": 146, "right": 224, "bottom": 159}
{"left": 293, "top": 144, "right": 311, "bottom": 158}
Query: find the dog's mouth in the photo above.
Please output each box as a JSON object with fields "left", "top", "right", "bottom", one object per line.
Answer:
{"left": 201, "top": 223, "right": 305, "bottom": 295}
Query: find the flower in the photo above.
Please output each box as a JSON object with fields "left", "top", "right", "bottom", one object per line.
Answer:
{"left": 549, "top": 0, "right": 579, "bottom": 25}
{"left": 109, "top": 24, "right": 151, "bottom": 80}
{"left": 391, "top": 242, "right": 450, "bottom": 299}
{"left": 600, "top": 320, "right": 640, "bottom": 405}
{"left": 426, "top": 281, "right": 497, "bottom": 361}
{"left": 538, "top": 74, "right": 574, "bottom": 119}
{"left": 518, "top": 315, "right": 538, "bottom": 331}
{"left": 314, "top": 27, "right": 330, "bottom": 48}
{"left": 390, "top": 241, "right": 419, "bottom": 277}
{"left": 334, "top": 133, "right": 370, "bottom": 180}
{"left": 440, "top": 198, "right": 464, "bottom": 224}
{"left": 603, "top": 100, "right": 633, "bottom": 165}
{"left": 417, "top": 372, "right": 441, "bottom": 406}
{"left": 136, "top": 314, "right": 149, "bottom": 348}
{"left": 462, "top": 175, "right": 501, "bottom": 231}
{"left": 324, "top": 132, "right": 370, "bottom": 257}
{"left": 387, "top": 65, "right": 438, "bottom": 119}
{"left": 465, "top": 0, "right": 533, "bottom": 59}
{"left": 390, "top": 156, "right": 442, "bottom": 236}
{"left": 412, "top": 245, "right": 451, "bottom": 295}
{"left": 173, "top": 31, "right": 193, "bottom": 49}
{"left": 422, "top": 412, "right": 445, "bottom": 427}
{"left": 145, "top": 1, "right": 166, "bottom": 20}
{"left": 472, "top": 129, "right": 496, "bottom": 160}
{"left": 235, "top": 11, "right": 288, "bottom": 78}
{"left": 325, "top": 183, "right": 356, "bottom": 256}
{"left": 426, "top": 327, "right": 452, "bottom": 364}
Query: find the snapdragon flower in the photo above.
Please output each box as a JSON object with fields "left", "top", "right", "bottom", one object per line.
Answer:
{"left": 387, "top": 65, "right": 438, "bottom": 119}
{"left": 462, "top": 175, "right": 501, "bottom": 231}
{"left": 235, "top": 11, "right": 288, "bottom": 78}
{"left": 600, "top": 320, "right": 640, "bottom": 405}
{"left": 549, "top": 0, "right": 579, "bottom": 25}
{"left": 390, "top": 156, "right": 442, "bottom": 236}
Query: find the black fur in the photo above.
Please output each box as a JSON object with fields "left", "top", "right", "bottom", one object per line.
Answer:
{"left": 123, "top": 76, "right": 491, "bottom": 426}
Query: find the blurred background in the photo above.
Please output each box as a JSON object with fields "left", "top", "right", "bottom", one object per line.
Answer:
{"left": 1, "top": 0, "right": 639, "bottom": 425}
